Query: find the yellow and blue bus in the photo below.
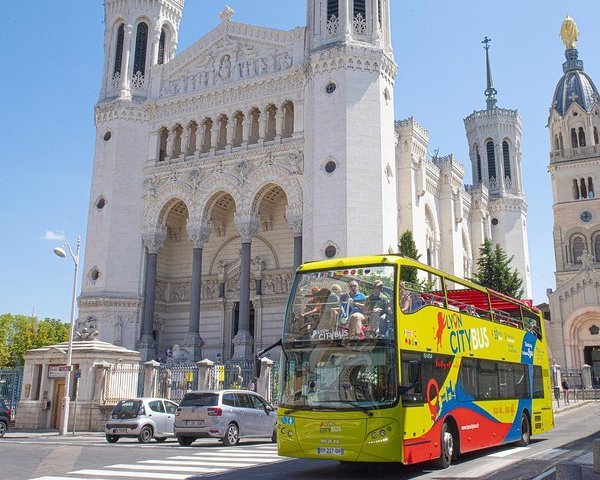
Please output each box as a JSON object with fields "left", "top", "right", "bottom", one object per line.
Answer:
{"left": 276, "top": 255, "right": 553, "bottom": 467}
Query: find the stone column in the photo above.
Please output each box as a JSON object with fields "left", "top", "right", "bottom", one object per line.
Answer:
{"left": 275, "top": 108, "right": 284, "bottom": 141}
{"left": 286, "top": 211, "right": 303, "bottom": 269}
{"left": 196, "top": 359, "right": 215, "bottom": 390}
{"left": 139, "top": 231, "right": 166, "bottom": 361}
{"left": 257, "top": 112, "right": 264, "bottom": 143}
{"left": 228, "top": 113, "right": 237, "bottom": 149}
{"left": 143, "top": 360, "right": 160, "bottom": 397}
{"left": 195, "top": 121, "right": 205, "bottom": 158}
{"left": 232, "top": 213, "right": 260, "bottom": 359}
{"left": 242, "top": 113, "right": 251, "bottom": 147}
{"left": 180, "top": 127, "right": 190, "bottom": 158}
{"left": 165, "top": 128, "right": 175, "bottom": 161}
{"left": 150, "top": 25, "right": 161, "bottom": 66}
{"left": 119, "top": 24, "right": 133, "bottom": 98}
{"left": 185, "top": 221, "right": 211, "bottom": 361}
{"left": 582, "top": 364, "right": 592, "bottom": 389}
{"left": 210, "top": 119, "right": 219, "bottom": 153}
{"left": 92, "top": 361, "right": 111, "bottom": 404}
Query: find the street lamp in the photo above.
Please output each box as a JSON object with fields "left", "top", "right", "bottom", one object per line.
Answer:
{"left": 53, "top": 235, "right": 80, "bottom": 436}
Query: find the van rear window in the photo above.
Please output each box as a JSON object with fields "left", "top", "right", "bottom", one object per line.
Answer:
{"left": 180, "top": 393, "right": 219, "bottom": 407}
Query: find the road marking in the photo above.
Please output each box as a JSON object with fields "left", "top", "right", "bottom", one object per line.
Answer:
{"left": 69, "top": 470, "right": 190, "bottom": 479}
{"left": 487, "top": 446, "right": 530, "bottom": 457}
{"left": 106, "top": 464, "right": 223, "bottom": 473}
{"left": 139, "top": 459, "right": 280, "bottom": 467}
{"left": 531, "top": 466, "right": 557, "bottom": 480}
{"left": 532, "top": 448, "right": 569, "bottom": 460}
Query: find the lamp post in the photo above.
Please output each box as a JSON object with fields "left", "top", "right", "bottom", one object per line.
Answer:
{"left": 53, "top": 235, "right": 80, "bottom": 436}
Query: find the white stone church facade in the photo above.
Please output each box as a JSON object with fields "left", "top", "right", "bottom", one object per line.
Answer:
{"left": 546, "top": 19, "right": 600, "bottom": 385}
{"left": 79, "top": 0, "right": 532, "bottom": 361}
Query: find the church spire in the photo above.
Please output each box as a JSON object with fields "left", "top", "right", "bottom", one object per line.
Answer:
{"left": 482, "top": 36, "right": 498, "bottom": 110}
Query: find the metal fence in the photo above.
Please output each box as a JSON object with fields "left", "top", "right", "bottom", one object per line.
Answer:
{"left": 104, "top": 364, "right": 144, "bottom": 403}
{"left": 0, "top": 367, "right": 23, "bottom": 418}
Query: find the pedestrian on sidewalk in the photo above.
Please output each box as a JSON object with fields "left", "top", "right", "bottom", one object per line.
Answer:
{"left": 561, "top": 379, "right": 570, "bottom": 404}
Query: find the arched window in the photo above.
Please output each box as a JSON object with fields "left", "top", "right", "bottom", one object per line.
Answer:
{"left": 113, "top": 24, "right": 125, "bottom": 76}
{"left": 282, "top": 101, "right": 294, "bottom": 138}
{"left": 217, "top": 115, "right": 228, "bottom": 150}
{"left": 559, "top": 132, "right": 564, "bottom": 151}
{"left": 354, "top": 0, "right": 366, "bottom": 17}
{"left": 554, "top": 135, "right": 560, "bottom": 151}
{"left": 475, "top": 146, "right": 482, "bottom": 183}
{"left": 188, "top": 122, "right": 198, "bottom": 154}
{"left": 486, "top": 140, "right": 496, "bottom": 181}
{"left": 133, "top": 22, "right": 149, "bottom": 77}
{"left": 594, "top": 127, "right": 599, "bottom": 145}
{"left": 571, "top": 128, "right": 578, "bottom": 148}
{"left": 377, "top": 0, "right": 382, "bottom": 24}
{"left": 588, "top": 177, "right": 595, "bottom": 198}
{"left": 202, "top": 119, "right": 213, "bottom": 152}
{"left": 157, "top": 28, "right": 166, "bottom": 65}
{"left": 158, "top": 127, "right": 168, "bottom": 162}
{"left": 502, "top": 141, "right": 511, "bottom": 179}
{"left": 595, "top": 234, "right": 600, "bottom": 262}
{"left": 327, "top": 0, "right": 339, "bottom": 19}
{"left": 232, "top": 112, "right": 243, "bottom": 147}
{"left": 172, "top": 124, "right": 183, "bottom": 157}
{"left": 579, "top": 127, "right": 586, "bottom": 147}
{"left": 572, "top": 236, "right": 586, "bottom": 264}
{"left": 265, "top": 105, "right": 277, "bottom": 142}
{"left": 249, "top": 108, "right": 260, "bottom": 144}
{"left": 580, "top": 178, "right": 588, "bottom": 198}
{"left": 573, "top": 179, "right": 580, "bottom": 200}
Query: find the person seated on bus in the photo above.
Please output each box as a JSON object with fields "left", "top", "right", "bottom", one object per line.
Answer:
{"left": 299, "top": 287, "right": 324, "bottom": 335}
{"left": 400, "top": 284, "right": 425, "bottom": 314}
{"left": 347, "top": 281, "right": 367, "bottom": 338}
{"left": 363, "top": 280, "right": 389, "bottom": 335}
{"left": 321, "top": 283, "right": 342, "bottom": 331}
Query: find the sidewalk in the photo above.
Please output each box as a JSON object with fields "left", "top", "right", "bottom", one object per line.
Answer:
{"left": 3, "top": 429, "right": 105, "bottom": 439}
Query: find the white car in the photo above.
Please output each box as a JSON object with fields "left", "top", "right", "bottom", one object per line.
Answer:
{"left": 105, "top": 397, "right": 179, "bottom": 443}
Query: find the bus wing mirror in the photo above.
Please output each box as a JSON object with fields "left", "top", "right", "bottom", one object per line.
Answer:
{"left": 408, "top": 360, "right": 421, "bottom": 385}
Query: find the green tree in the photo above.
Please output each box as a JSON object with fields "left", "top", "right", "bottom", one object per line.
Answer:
{"left": 0, "top": 314, "right": 69, "bottom": 367}
{"left": 398, "top": 230, "right": 421, "bottom": 285}
{"left": 471, "top": 238, "right": 524, "bottom": 298}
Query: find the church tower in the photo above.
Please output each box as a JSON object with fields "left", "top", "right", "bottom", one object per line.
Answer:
{"left": 78, "top": 0, "right": 184, "bottom": 351}
{"left": 303, "top": 0, "right": 398, "bottom": 260}
{"left": 464, "top": 38, "right": 532, "bottom": 297}
{"left": 547, "top": 17, "right": 600, "bottom": 373}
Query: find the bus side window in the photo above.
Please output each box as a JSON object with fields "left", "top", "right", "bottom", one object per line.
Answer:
{"left": 400, "top": 352, "right": 423, "bottom": 404}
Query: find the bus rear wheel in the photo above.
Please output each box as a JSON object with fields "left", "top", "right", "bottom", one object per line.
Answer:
{"left": 433, "top": 421, "right": 456, "bottom": 469}
{"left": 516, "top": 413, "right": 531, "bottom": 447}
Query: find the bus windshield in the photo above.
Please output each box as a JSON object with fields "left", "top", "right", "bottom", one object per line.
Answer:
{"left": 280, "top": 265, "right": 398, "bottom": 409}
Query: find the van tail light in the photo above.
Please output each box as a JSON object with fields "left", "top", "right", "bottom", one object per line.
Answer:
{"left": 175, "top": 407, "right": 181, "bottom": 416}
{"left": 207, "top": 407, "right": 222, "bottom": 417}
{"left": 6, "top": 408, "right": 11, "bottom": 418}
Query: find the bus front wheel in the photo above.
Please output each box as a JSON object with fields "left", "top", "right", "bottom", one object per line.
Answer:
{"left": 516, "top": 413, "right": 531, "bottom": 447}
{"left": 433, "top": 421, "right": 456, "bottom": 469}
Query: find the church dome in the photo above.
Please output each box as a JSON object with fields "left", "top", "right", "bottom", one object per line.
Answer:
{"left": 552, "top": 48, "right": 599, "bottom": 117}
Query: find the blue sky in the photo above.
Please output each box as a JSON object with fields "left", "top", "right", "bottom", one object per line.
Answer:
{"left": 1, "top": 1, "right": 598, "bottom": 322}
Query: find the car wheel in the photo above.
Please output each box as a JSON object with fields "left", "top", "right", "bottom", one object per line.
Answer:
{"left": 516, "top": 413, "right": 531, "bottom": 447}
{"left": 432, "top": 421, "right": 456, "bottom": 469}
{"left": 0, "top": 419, "right": 7, "bottom": 438}
{"left": 155, "top": 437, "right": 167, "bottom": 443}
{"left": 223, "top": 423, "right": 239, "bottom": 446}
{"left": 137, "top": 425, "right": 153, "bottom": 444}
{"left": 177, "top": 436, "right": 195, "bottom": 447}
{"left": 105, "top": 435, "right": 119, "bottom": 443}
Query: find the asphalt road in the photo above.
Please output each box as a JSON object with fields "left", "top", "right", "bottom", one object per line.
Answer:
{"left": 1, "top": 402, "right": 598, "bottom": 480}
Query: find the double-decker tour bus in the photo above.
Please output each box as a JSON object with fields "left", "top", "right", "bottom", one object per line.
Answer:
{"left": 275, "top": 255, "right": 553, "bottom": 467}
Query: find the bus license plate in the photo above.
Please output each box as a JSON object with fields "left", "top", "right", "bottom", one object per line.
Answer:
{"left": 317, "top": 447, "right": 344, "bottom": 455}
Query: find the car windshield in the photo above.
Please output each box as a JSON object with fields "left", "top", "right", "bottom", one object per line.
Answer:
{"left": 112, "top": 400, "right": 142, "bottom": 418}
{"left": 180, "top": 392, "right": 219, "bottom": 407}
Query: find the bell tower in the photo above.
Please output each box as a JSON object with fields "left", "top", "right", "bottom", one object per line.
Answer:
{"left": 99, "top": 0, "right": 184, "bottom": 101}
{"left": 464, "top": 37, "right": 532, "bottom": 297}
{"left": 303, "top": 0, "right": 398, "bottom": 260}
{"left": 79, "top": 0, "right": 184, "bottom": 352}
